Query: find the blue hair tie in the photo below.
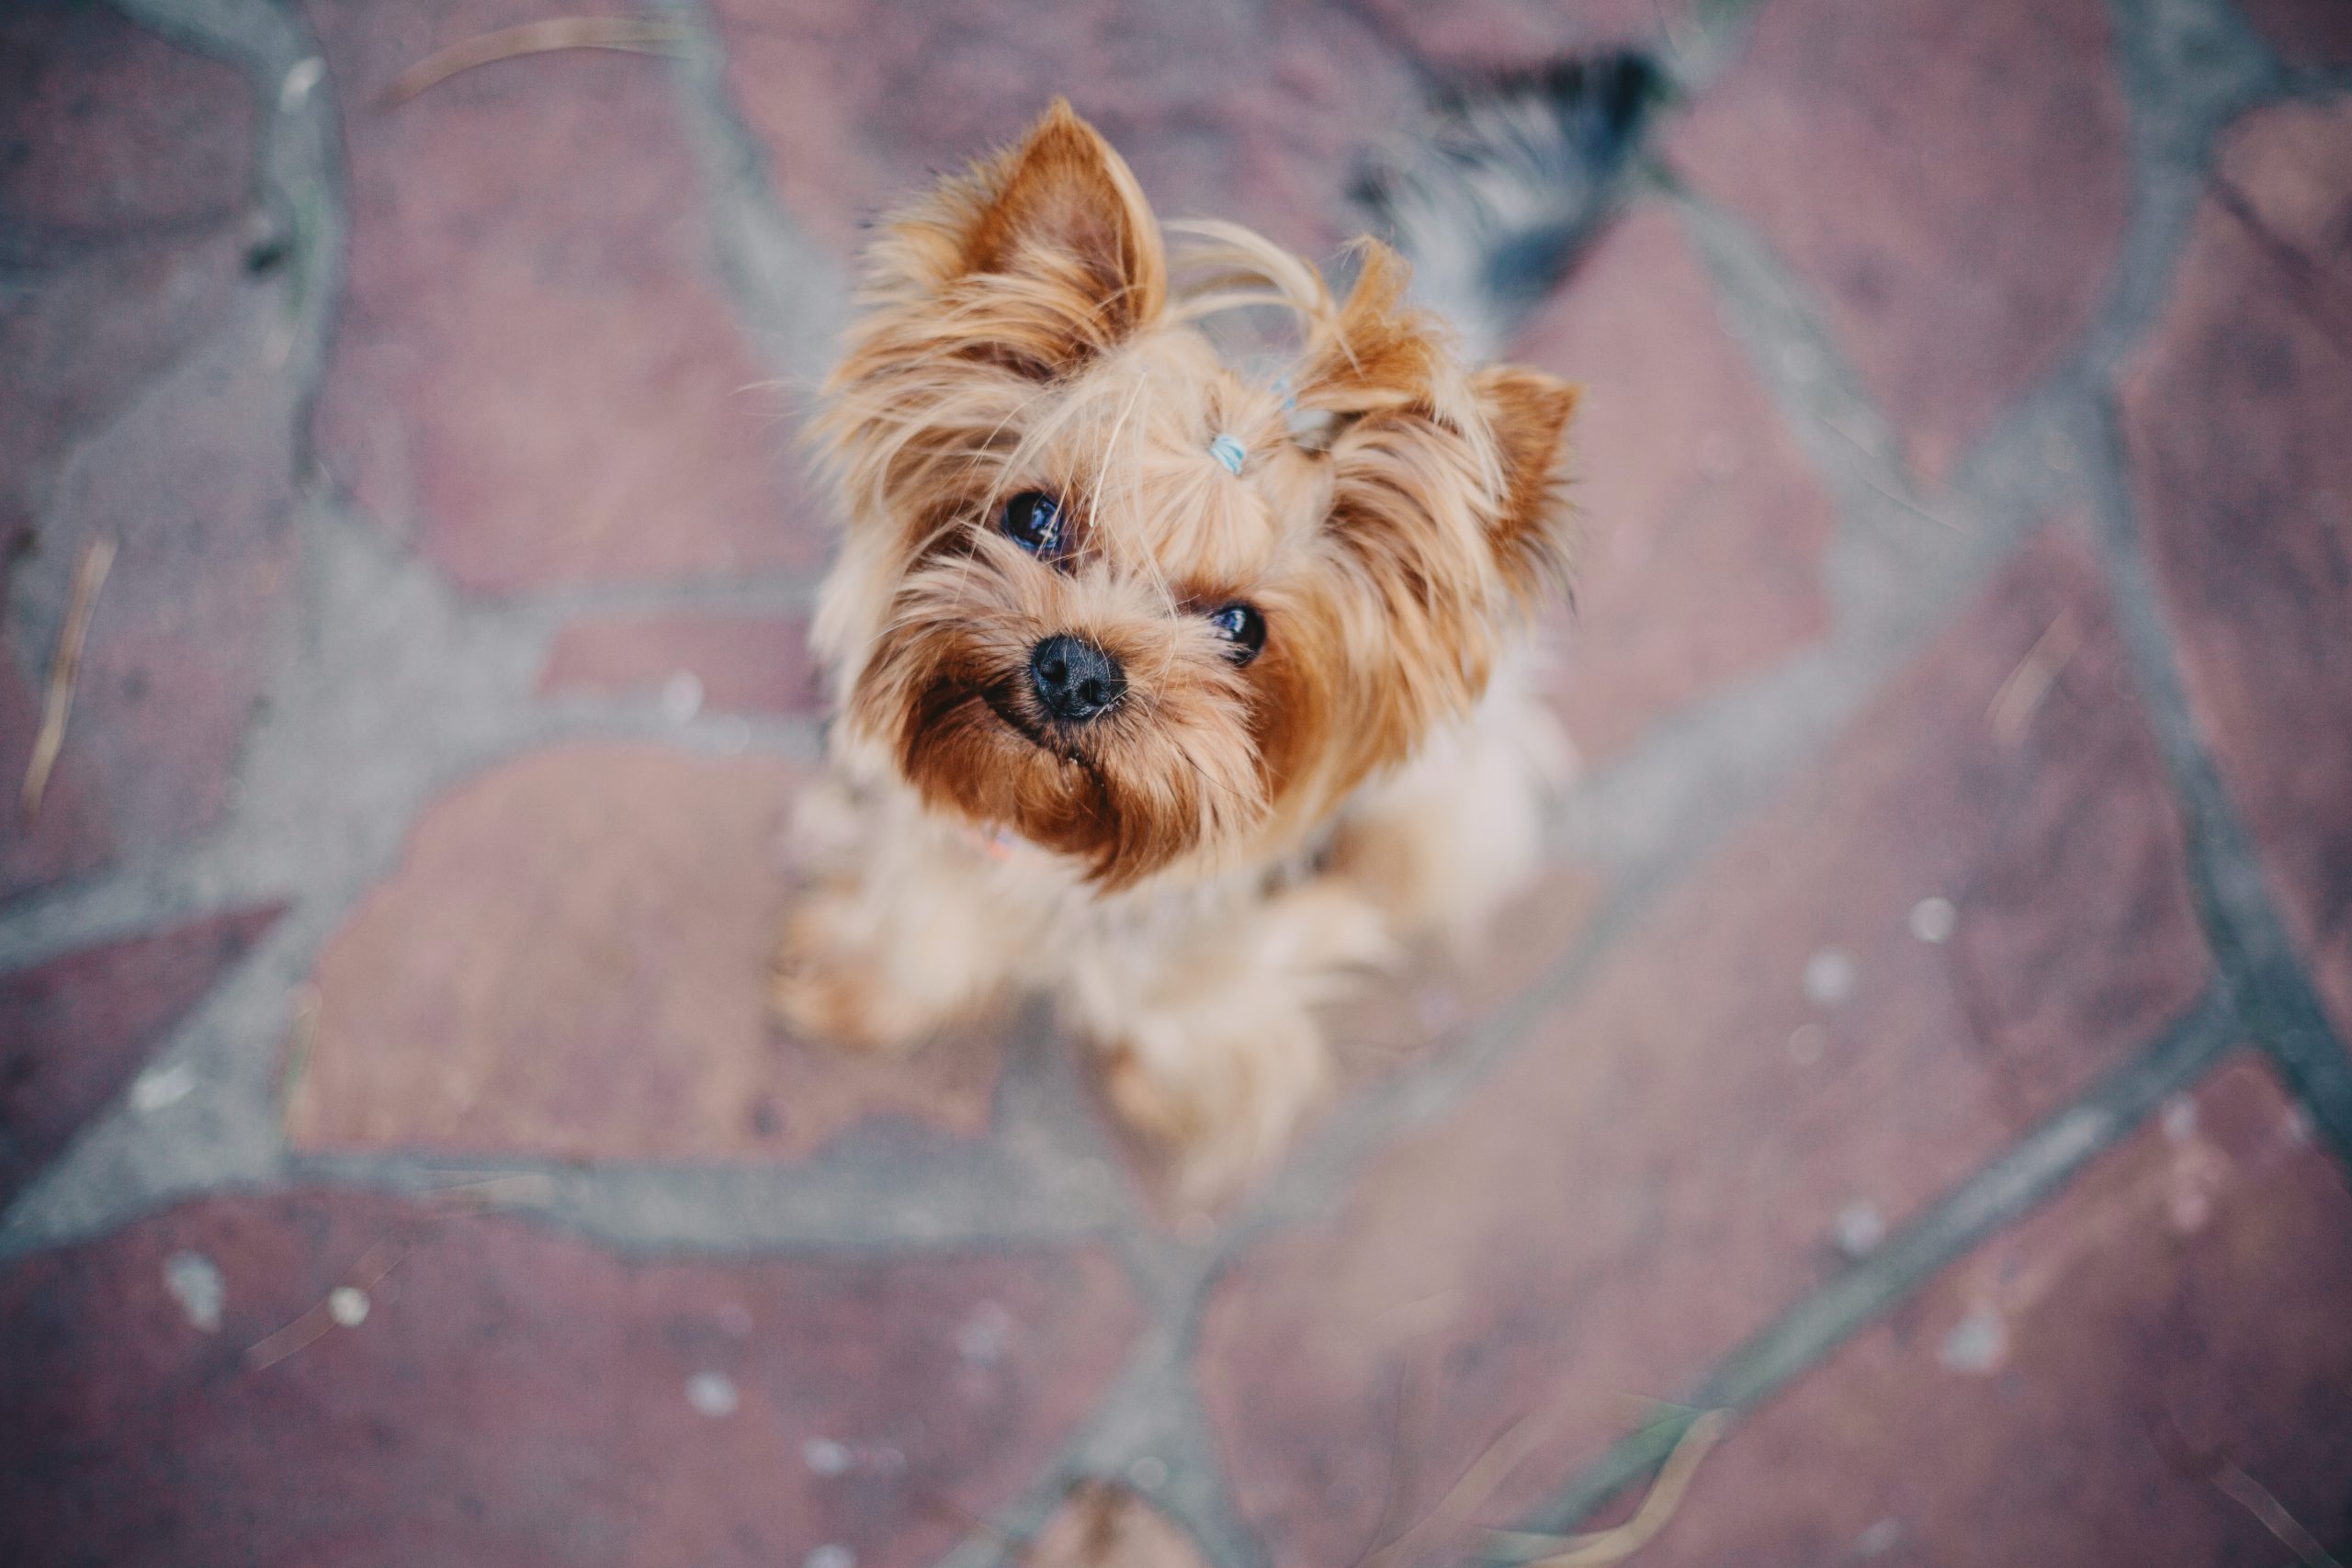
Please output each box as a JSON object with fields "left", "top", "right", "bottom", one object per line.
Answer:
{"left": 1208, "top": 433, "right": 1247, "bottom": 476}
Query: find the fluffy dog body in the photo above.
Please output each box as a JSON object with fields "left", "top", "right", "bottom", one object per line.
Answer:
{"left": 774, "top": 102, "right": 1583, "bottom": 1199}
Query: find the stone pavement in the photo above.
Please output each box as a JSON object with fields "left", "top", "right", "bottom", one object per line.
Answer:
{"left": 4, "top": 0, "right": 2350, "bottom": 1562}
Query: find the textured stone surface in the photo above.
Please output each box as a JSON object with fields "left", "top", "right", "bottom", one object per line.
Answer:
{"left": 0, "top": 0, "right": 255, "bottom": 234}
{"left": 537, "top": 612, "right": 821, "bottom": 716}
{"left": 707, "top": 0, "right": 1421, "bottom": 261}
{"left": 1326, "top": 862, "right": 1608, "bottom": 1087}
{"left": 1195, "top": 527, "right": 2211, "bottom": 1566}
{"left": 2120, "top": 99, "right": 2352, "bottom": 1045}
{"left": 0, "top": 658, "right": 113, "bottom": 904}
{"left": 0, "top": 0, "right": 284, "bottom": 897}
{"left": 1027, "top": 1483, "right": 1211, "bottom": 1568}
{"left": 0, "top": 906, "right": 282, "bottom": 1206}
{"left": 2239, "top": 0, "right": 2352, "bottom": 66}
{"left": 289, "top": 744, "right": 1004, "bottom": 1162}
{"left": 1344, "top": 0, "right": 1683, "bottom": 68}
{"left": 304, "top": 0, "right": 819, "bottom": 594}
{"left": 1672, "top": 0, "right": 2132, "bottom": 478}
{"left": 0, "top": 1191, "right": 1144, "bottom": 1568}
{"left": 32, "top": 292, "right": 302, "bottom": 866}
{"left": 1630, "top": 1057, "right": 2352, "bottom": 1567}
{"left": 0, "top": 0, "right": 258, "bottom": 545}
{"left": 1516, "top": 207, "right": 1834, "bottom": 762}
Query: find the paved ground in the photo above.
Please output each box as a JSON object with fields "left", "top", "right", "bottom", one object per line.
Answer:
{"left": 5, "top": 0, "right": 2352, "bottom": 1563}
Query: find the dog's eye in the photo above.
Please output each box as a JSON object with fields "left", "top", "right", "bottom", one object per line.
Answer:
{"left": 999, "top": 491, "right": 1063, "bottom": 556}
{"left": 1206, "top": 603, "right": 1265, "bottom": 664}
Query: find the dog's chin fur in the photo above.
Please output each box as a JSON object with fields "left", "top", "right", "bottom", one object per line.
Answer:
{"left": 775, "top": 98, "right": 1585, "bottom": 1202}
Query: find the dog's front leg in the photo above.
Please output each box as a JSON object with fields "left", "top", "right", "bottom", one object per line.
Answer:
{"left": 768, "top": 778, "right": 1031, "bottom": 1055}
{"left": 1071, "top": 880, "right": 1395, "bottom": 1206}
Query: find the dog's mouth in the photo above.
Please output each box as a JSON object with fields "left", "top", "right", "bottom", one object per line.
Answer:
{"left": 978, "top": 679, "right": 1095, "bottom": 762}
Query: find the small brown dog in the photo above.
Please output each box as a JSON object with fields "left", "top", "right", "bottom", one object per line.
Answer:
{"left": 771, "top": 100, "right": 1583, "bottom": 1201}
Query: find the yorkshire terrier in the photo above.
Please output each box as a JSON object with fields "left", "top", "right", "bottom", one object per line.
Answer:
{"left": 772, "top": 71, "right": 1654, "bottom": 1201}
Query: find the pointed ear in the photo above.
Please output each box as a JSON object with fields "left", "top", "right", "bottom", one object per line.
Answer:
{"left": 1475, "top": 364, "right": 1579, "bottom": 604}
{"left": 952, "top": 100, "right": 1166, "bottom": 351}
{"left": 1290, "top": 241, "right": 1445, "bottom": 417}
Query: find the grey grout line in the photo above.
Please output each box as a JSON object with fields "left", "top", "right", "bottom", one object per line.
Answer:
{"left": 648, "top": 0, "right": 851, "bottom": 396}
{"left": 1512, "top": 989, "right": 2242, "bottom": 1539}
{"left": 1502, "top": 0, "right": 2350, "bottom": 1536}
{"left": 4, "top": 1, "right": 2344, "bottom": 1559}
{"left": 2080, "top": 401, "right": 2352, "bottom": 1174}
{"left": 2080, "top": 0, "right": 2352, "bottom": 1173}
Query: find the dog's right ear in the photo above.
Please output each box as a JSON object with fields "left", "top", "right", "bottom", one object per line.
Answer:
{"left": 873, "top": 101, "right": 1167, "bottom": 376}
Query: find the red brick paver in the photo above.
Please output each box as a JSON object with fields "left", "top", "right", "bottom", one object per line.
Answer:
{"left": 1343, "top": 0, "right": 1684, "bottom": 70}
{"left": 537, "top": 612, "right": 822, "bottom": 717}
{"left": 1518, "top": 206, "right": 1835, "bottom": 764}
{"left": 0, "top": 660, "right": 112, "bottom": 902}
{"left": 0, "top": 1191, "right": 1143, "bottom": 1568}
{"left": 1628, "top": 1057, "right": 2352, "bottom": 1567}
{"left": 290, "top": 744, "right": 1005, "bottom": 1162}
{"left": 0, "top": 907, "right": 282, "bottom": 1206}
{"left": 706, "top": 0, "right": 1422, "bottom": 260}
{"left": 2120, "top": 98, "right": 2352, "bottom": 1044}
{"left": 6, "top": 2, "right": 2352, "bottom": 1562}
{"left": 2239, "top": 0, "right": 2352, "bottom": 67}
{"left": 1672, "top": 0, "right": 2132, "bottom": 479}
{"left": 2, "top": 0, "right": 288, "bottom": 889}
{"left": 304, "top": 0, "right": 820, "bottom": 595}
{"left": 1196, "top": 527, "right": 2210, "bottom": 1567}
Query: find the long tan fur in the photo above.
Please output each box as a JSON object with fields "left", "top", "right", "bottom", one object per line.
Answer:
{"left": 775, "top": 101, "right": 1580, "bottom": 1201}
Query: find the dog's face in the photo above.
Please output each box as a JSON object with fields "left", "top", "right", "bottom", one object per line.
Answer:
{"left": 814, "top": 103, "right": 1578, "bottom": 887}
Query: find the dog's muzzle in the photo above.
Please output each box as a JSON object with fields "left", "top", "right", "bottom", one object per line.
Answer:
{"left": 1029, "top": 634, "right": 1125, "bottom": 724}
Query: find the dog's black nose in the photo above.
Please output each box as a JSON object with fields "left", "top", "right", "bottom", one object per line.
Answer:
{"left": 1029, "top": 634, "right": 1125, "bottom": 724}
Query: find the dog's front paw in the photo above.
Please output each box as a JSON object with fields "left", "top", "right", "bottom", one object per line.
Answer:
{"left": 1100, "top": 1008, "right": 1331, "bottom": 1212}
{"left": 766, "top": 893, "right": 934, "bottom": 1055}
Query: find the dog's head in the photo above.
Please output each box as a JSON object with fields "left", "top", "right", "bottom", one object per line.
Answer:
{"left": 813, "top": 103, "right": 1578, "bottom": 887}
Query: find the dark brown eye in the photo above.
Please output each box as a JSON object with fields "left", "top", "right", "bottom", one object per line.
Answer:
{"left": 1207, "top": 603, "right": 1264, "bottom": 664}
{"left": 1000, "top": 491, "right": 1062, "bottom": 556}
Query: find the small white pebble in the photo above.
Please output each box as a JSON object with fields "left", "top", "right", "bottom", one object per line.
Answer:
{"left": 278, "top": 57, "right": 323, "bottom": 113}
{"left": 327, "top": 1286, "right": 369, "bottom": 1327}
{"left": 715, "top": 716, "right": 753, "bottom": 755}
{"left": 662, "top": 671, "right": 705, "bottom": 722}
{"left": 804, "top": 1546, "right": 854, "bottom": 1568}
{"left": 1856, "top": 1517, "right": 1903, "bottom": 1557}
{"left": 1939, "top": 1309, "right": 2007, "bottom": 1375}
{"left": 1832, "top": 1201, "right": 1885, "bottom": 1258}
{"left": 1787, "top": 1024, "right": 1828, "bottom": 1066}
{"left": 131, "top": 1063, "right": 197, "bottom": 1114}
{"left": 802, "top": 1438, "right": 851, "bottom": 1476}
{"left": 164, "top": 1251, "right": 225, "bottom": 1332}
{"left": 2161, "top": 1095, "right": 2199, "bottom": 1144}
{"left": 1804, "top": 948, "right": 1857, "bottom": 1007}
{"left": 1907, "top": 897, "right": 1958, "bottom": 944}
{"left": 685, "top": 1371, "right": 739, "bottom": 1417}
{"left": 1126, "top": 1456, "right": 1170, "bottom": 1492}
{"left": 2285, "top": 1104, "right": 2317, "bottom": 1146}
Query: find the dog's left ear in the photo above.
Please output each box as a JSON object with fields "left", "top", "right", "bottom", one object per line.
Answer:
{"left": 879, "top": 99, "right": 1167, "bottom": 376}
{"left": 1473, "top": 363, "right": 1580, "bottom": 604}
{"left": 958, "top": 101, "right": 1166, "bottom": 329}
